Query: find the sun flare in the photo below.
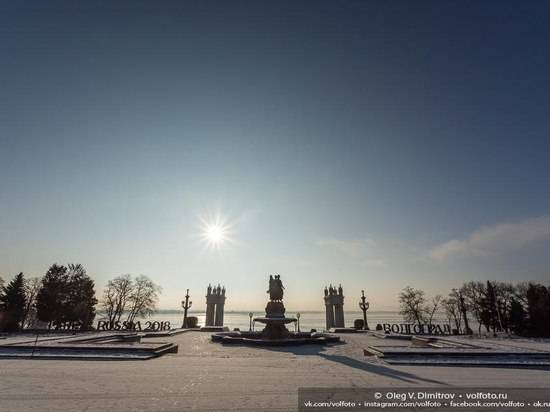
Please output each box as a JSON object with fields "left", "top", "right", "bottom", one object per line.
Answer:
{"left": 206, "top": 224, "right": 225, "bottom": 244}
{"left": 198, "top": 214, "right": 234, "bottom": 250}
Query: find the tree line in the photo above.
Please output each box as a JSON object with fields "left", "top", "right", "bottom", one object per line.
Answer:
{"left": 399, "top": 281, "right": 550, "bottom": 337}
{"left": 0, "top": 265, "right": 161, "bottom": 333}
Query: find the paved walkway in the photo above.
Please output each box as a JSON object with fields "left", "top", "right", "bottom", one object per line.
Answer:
{"left": 1, "top": 332, "right": 549, "bottom": 411}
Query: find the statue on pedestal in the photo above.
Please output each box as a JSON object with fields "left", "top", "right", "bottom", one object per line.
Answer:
{"left": 265, "top": 274, "right": 286, "bottom": 319}
{"left": 267, "top": 274, "right": 284, "bottom": 301}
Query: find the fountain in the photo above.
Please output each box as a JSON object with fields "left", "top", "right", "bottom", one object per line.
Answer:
{"left": 211, "top": 275, "right": 340, "bottom": 346}
{"left": 254, "top": 274, "right": 296, "bottom": 339}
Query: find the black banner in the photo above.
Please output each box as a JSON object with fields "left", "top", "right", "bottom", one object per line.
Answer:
{"left": 378, "top": 323, "right": 452, "bottom": 335}
{"left": 96, "top": 320, "right": 172, "bottom": 332}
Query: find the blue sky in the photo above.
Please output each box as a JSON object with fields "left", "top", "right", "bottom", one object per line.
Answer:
{"left": 1, "top": 1, "right": 550, "bottom": 310}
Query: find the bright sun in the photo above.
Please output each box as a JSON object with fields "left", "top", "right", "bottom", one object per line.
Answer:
{"left": 199, "top": 214, "right": 234, "bottom": 250}
{"left": 206, "top": 224, "right": 225, "bottom": 244}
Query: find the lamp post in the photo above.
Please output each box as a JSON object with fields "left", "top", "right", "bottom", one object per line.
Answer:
{"left": 296, "top": 312, "right": 301, "bottom": 332}
{"left": 249, "top": 312, "right": 253, "bottom": 331}
{"left": 359, "top": 290, "right": 370, "bottom": 330}
{"left": 181, "top": 289, "right": 192, "bottom": 328}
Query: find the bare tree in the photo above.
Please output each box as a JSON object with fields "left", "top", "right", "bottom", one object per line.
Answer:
{"left": 126, "top": 275, "right": 161, "bottom": 323}
{"left": 460, "top": 281, "right": 486, "bottom": 335}
{"left": 426, "top": 294, "right": 443, "bottom": 326}
{"left": 102, "top": 274, "right": 133, "bottom": 324}
{"left": 399, "top": 286, "right": 427, "bottom": 327}
{"left": 442, "top": 291, "right": 463, "bottom": 332}
{"left": 22, "top": 277, "right": 41, "bottom": 328}
{"left": 493, "top": 282, "right": 517, "bottom": 333}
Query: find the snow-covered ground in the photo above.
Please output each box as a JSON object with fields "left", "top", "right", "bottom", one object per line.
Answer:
{"left": 0, "top": 332, "right": 549, "bottom": 411}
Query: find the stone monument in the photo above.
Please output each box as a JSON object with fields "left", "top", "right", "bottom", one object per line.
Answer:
{"left": 204, "top": 284, "right": 226, "bottom": 327}
{"left": 254, "top": 274, "right": 296, "bottom": 339}
{"left": 324, "top": 284, "right": 345, "bottom": 330}
{"left": 211, "top": 275, "right": 340, "bottom": 345}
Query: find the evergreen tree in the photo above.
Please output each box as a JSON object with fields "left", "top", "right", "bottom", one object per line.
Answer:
{"left": 36, "top": 263, "right": 98, "bottom": 330}
{"left": 66, "top": 264, "right": 97, "bottom": 329}
{"left": 525, "top": 283, "right": 550, "bottom": 337}
{"left": 508, "top": 298, "right": 526, "bottom": 335}
{"left": 36, "top": 264, "right": 69, "bottom": 327}
{"left": 0, "top": 272, "right": 27, "bottom": 332}
{"left": 480, "top": 281, "right": 501, "bottom": 334}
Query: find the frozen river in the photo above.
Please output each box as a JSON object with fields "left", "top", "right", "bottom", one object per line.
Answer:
{"left": 125, "top": 310, "right": 452, "bottom": 331}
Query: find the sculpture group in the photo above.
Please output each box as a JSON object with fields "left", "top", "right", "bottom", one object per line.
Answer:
{"left": 267, "top": 274, "right": 284, "bottom": 301}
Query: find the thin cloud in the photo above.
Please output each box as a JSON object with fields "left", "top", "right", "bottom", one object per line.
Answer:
{"left": 360, "top": 258, "right": 387, "bottom": 268}
{"left": 315, "top": 237, "right": 375, "bottom": 258}
{"left": 429, "top": 215, "right": 550, "bottom": 260}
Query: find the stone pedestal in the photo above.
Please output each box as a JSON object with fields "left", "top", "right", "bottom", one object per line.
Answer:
{"left": 255, "top": 300, "right": 295, "bottom": 340}
{"left": 204, "top": 284, "right": 226, "bottom": 327}
{"left": 324, "top": 285, "right": 345, "bottom": 330}
{"left": 265, "top": 301, "right": 285, "bottom": 318}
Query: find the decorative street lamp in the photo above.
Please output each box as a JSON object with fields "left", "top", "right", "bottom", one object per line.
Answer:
{"left": 181, "top": 289, "right": 192, "bottom": 328}
{"left": 249, "top": 312, "right": 253, "bottom": 331}
{"left": 359, "top": 290, "right": 370, "bottom": 330}
{"left": 296, "top": 312, "right": 301, "bottom": 332}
